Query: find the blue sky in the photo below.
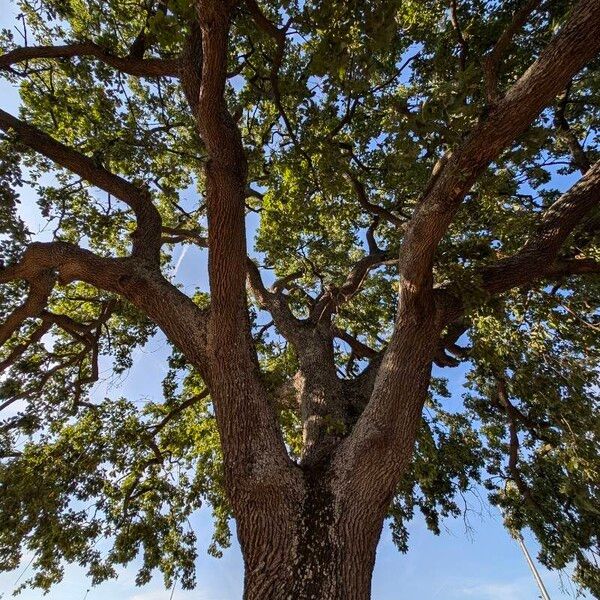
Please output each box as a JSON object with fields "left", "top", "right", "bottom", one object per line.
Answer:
{"left": 0, "top": 2, "right": 586, "bottom": 599}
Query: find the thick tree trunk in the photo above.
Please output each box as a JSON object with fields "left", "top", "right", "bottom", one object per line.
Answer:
{"left": 235, "top": 462, "right": 391, "bottom": 600}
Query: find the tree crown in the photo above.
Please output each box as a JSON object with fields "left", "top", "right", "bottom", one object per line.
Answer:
{"left": 0, "top": 0, "right": 599, "bottom": 595}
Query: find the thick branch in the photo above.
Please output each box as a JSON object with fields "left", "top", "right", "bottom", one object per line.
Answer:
{"left": 544, "top": 257, "right": 600, "bottom": 278}
{"left": 161, "top": 226, "right": 207, "bottom": 246}
{"left": 311, "top": 249, "right": 392, "bottom": 322}
{"left": 481, "top": 159, "right": 600, "bottom": 295}
{"left": 0, "top": 109, "right": 162, "bottom": 262}
{"left": 246, "top": 259, "right": 306, "bottom": 343}
{"left": 331, "top": 3, "right": 600, "bottom": 506}
{"left": 196, "top": 0, "right": 298, "bottom": 503}
{"left": 332, "top": 326, "right": 379, "bottom": 360}
{"left": 399, "top": 0, "right": 600, "bottom": 292}
{"left": 244, "top": 0, "right": 285, "bottom": 42}
{"left": 0, "top": 42, "right": 181, "bottom": 77}
{"left": 0, "top": 242, "right": 210, "bottom": 379}
{"left": 0, "top": 270, "right": 56, "bottom": 346}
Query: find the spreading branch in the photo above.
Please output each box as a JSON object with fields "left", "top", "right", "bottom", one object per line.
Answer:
{"left": 481, "top": 159, "right": 600, "bottom": 296}
{"left": 311, "top": 249, "right": 393, "bottom": 323}
{"left": 0, "top": 109, "right": 162, "bottom": 261}
{"left": 246, "top": 259, "right": 306, "bottom": 343}
{"left": 0, "top": 242, "right": 211, "bottom": 380}
{"left": 161, "top": 226, "right": 207, "bottom": 246}
{"left": 0, "top": 42, "right": 181, "bottom": 77}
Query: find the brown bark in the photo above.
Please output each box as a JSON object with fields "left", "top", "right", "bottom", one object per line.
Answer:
{"left": 0, "top": 41, "right": 181, "bottom": 77}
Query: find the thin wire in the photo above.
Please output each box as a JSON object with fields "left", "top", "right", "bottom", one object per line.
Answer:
{"left": 169, "top": 577, "right": 178, "bottom": 600}
{"left": 13, "top": 553, "right": 35, "bottom": 587}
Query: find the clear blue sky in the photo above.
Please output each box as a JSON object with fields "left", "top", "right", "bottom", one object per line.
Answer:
{"left": 0, "top": 3, "right": 584, "bottom": 598}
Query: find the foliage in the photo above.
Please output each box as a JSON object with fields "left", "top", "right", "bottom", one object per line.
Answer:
{"left": 0, "top": 0, "right": 599, "bottom": 595}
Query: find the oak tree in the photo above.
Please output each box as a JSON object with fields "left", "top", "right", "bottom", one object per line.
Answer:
{"left": 1, "top": 0, "right": 599, "bottom": 598}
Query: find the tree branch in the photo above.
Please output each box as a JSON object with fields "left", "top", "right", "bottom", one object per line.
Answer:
{"left": 196, "top": 0, "right": 299, "bottom": 504}
{"left": 331, "top": 1, "right": 600, "bottom": 509}
{"left": 399, "top": 0, "right": 600, "bottom": 293}
{"left": 332, "top": 326, "right": 378, "bottom": 360}
{"left": 544, "top": 257, "right": 600, "bottom": 278}
{"left": 493, "top": 376, "right": 540, "bottom": 507}
{"left": 0, "top": 242, "right": 210, "bottom": 381}
{"left": 449, "top": 0, "right": 469, "bottom": 71}
{"left": 0, "top": 270, "right": 56, "bottom": 346}
{"left": 311, "top": 249, "right": 392, "bottom": 323}
{"left": 0, "top": 42, "right": 181, "bottom": 77}
{"left": 0, "top": 317, "right": 53, "bottom": 373}
{"left": 481, "top": 159, "right": 600, "bottom": 295}
{"left": 555, "top": 82, "right": 592, "bottom": 175}
{"left": 161, "top": 226, "right": 207, "bottom": 246}
{"left": 246, "top": 259, "right": 306, "bottom": 343}
{"left": 0, "top": 109, "right": 162, "bottom": 262}
{"left": 152, "top": 388, "right": 210, "bottom": 434}
{"left": 346, "top": 172, "right": 406, "bottom": 229}
{"left": 483, "top": 0, "right": 542, "bottom": 103}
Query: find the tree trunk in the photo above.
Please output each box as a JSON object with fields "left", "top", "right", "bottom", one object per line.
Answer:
{"left": 236, "top": 462, "right": 390, "bottom": 600}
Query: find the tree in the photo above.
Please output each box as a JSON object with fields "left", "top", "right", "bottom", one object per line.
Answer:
{"left": 0, "top": 0, "right": 599, "bottom": 597}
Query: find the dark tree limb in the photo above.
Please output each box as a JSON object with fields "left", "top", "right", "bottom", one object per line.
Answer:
{"left": 555, "top": 83, "right": 592, "bottom": 175}
{"left": 0, "top": 318, "right": 53, "bottom": 373}
{"left": 346, "top": 172, "right": 406, "bottom": 229}
{"left": 332, "top": 326, "right": 378, "bottom": 360}
{"left": 246, "top": 258, "right": 306, "bottom": 343}
{"left": 161, "top": 226, "right": 208, "bottom": 246}
{"left": 0, "top": 270, "right": 56, "bottom": 346}
{"left": 0, "top": 42, "right": 181, "bottom": 77}
{"left": 493, "top": 376, "right": 541, "bottom": 507}
{"left": 481, "top": 159, "right": 600, "bottom": 296}
{"left": 311, "top": 249, "right": 392, "bottom": 323}
{"left": 483, "top": 0, "right": 542, "bottom": 103}
{"left": 449, "top": 0, "right": 469, "bottom": 71}
{"left": 0, "top": 109, "right": 162, "bottom": 262}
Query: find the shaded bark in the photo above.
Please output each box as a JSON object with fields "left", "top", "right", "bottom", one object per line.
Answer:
{"left": 241, "top": 464, "right": 382, "bottom": 600}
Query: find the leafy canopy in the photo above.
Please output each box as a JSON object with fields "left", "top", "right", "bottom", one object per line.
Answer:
{"left": 0, "top": 0, "right": 599, "bottom": 595}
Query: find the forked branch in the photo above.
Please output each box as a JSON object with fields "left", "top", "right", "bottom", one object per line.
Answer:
{"left": 398, "top": 0, "right": 600, "bottom": 292}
